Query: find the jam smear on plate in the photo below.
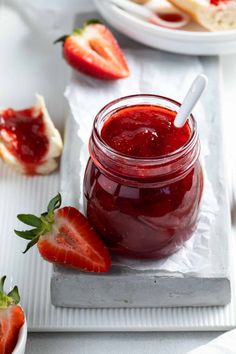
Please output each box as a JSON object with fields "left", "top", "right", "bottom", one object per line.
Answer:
{"left": 157, "top": 13, "right": 184, "bottom": 23}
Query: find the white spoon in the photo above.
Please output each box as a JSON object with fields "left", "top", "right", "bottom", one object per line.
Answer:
{"left": 106, "top": 0, "right": 190, "bottom": 29}
{"left": 174, "top": 74, "right": 208, "bottom": 128}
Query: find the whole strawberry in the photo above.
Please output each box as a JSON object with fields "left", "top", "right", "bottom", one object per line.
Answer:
{"left": 15, "top": 194, "right": 111, "bottom": 273}
{"left": 0, "top": 276, "right": 25, "bottom": 354}
{"left": 55, "top": 19, "right": 130, "bottom": 80}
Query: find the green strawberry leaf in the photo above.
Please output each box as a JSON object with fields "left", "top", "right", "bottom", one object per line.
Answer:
{"left": 84, "top": 19, "right": 101, "bottom": 26}
{"left": 7, "top": 286, "right": 20, "bottom": 305}
{"left": 47, "top": 193, "right": 61, "bottom": 213}
{"left": 17, "top": 214, "right": 42, "bottom": 228}
{"left": 73, "top": 28, "right": 84, "bottom": 36}
{"left": 0, "top": 276, "right": 6, "bottom": 293}
{"left": 14, "top": 229, "right": 39, "bottom": 240}
{"left": 23, "top": 236, "right": 40, "bottom": 254}
{"left": 73, "top": 19, "right": 101, "bottom": 36}
{"left": 53, "top": 35, "right": 69, "bottom": 45}
{"left": 16, "top": 193, "right": 62, "bottom": 253}
{"left": 54, "top": 19, "right": 101, "bottom": 44}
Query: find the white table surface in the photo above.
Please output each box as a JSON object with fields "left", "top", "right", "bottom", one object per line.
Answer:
{"left": 1, "top": 0, "right": 236, "bottom": 353}
{"left": 26, "top": 332, "right": 221, "bottom": 354}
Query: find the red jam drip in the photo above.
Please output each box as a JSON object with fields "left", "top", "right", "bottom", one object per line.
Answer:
{"left": 101, "top": 105, "right": 191, "bottom": 158}
{"left": 0, "top": 107, "right": 48, "bottom": 174}
{"left": 157, "top": 13, "right": 184, "bottom": 23}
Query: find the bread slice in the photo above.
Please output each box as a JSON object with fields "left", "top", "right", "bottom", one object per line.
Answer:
{"left": 167, "top": 0, "right": 236, "bottom": 31}
{"left": 0, "top": 95, "right": 63, "bottom": 175}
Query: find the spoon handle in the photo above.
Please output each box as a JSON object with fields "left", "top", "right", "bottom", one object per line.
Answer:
{"left": 174, "top": 74, "right": 208, "bottom": 128}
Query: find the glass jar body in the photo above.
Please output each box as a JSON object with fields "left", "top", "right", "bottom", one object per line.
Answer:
{"left": 83, "top": 94, "right": 203, "bottom": 259}
{"left": 84, "top": 158, "right": 203, "bottom": 259}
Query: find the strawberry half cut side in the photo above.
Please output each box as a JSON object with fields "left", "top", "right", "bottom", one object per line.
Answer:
{"left": 15, "top": 194, "right": 112, "bottom": 273}
{"left": 0, "top": 276, "right": 25, "bottom": 354}
{"left": 55, "top": 19, "right": 130, "bottom": 80}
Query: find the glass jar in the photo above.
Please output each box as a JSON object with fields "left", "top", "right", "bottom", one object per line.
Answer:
{"left": 83, "top": 95, "right": 203, "bottom": 259}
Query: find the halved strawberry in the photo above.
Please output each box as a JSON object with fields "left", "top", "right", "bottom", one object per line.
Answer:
{"left": 55, "top": 19, "right": 130, "bottom": 80}
{"left": 15, "top": 194, "right": 111, "bottom": 273}
{"left": 0, "top": 276, "right": 25, "bottom": 354}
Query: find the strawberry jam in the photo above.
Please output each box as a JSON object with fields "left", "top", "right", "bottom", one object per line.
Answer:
{"left": 101, "top": 105, "right": 191, "bottom": 158}
{"left": 84, "top": 95, "right": 203, "bottom": 259}
{"left": 0, "top": 107, "right": 48, "bottom": 174}
{"left": 157, "top": 13, "right": 184, "bottom": 23}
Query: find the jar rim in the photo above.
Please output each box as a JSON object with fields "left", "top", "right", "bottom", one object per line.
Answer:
{"left": 93, "top": 94, "right": 198, "bottom": 166}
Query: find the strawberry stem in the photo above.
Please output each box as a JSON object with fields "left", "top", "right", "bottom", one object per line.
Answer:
{"left": 84, "top": 19, "right": 102, "bottom": 26}
{"left": 15, "top": 193, "right": 62, "bottom": 253}
{"left": 73, "top": 19, "right": 101, "bottom": 36}
{"left": 0, "top": 276, "right": 20, "bottom": 309}
{"left": 54, "top": 19, "right": 102, "bottom": 44}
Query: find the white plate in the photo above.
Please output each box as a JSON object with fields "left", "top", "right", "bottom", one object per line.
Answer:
{"left": 12, "top": 321, "right": 27, "bottom": 354}
{"left": 95, "top": 0, "right": 236, "bottom": 55}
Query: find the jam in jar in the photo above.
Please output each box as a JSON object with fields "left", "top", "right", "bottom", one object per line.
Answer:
{"left": 84, "top": 95, "right": 203, "bottom": 259}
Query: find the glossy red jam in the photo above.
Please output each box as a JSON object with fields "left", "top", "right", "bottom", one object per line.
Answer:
{"left": 84, "top": 95, "right": 203, "bottom": 259}
{"left": 0, "top": 107, "right": 48, "bottom": 175}
{"left": 101, "top": 105, "right": 191, "bottom": 158}
{"left": 157, "top": 13, "right": 184, "bottom": 23}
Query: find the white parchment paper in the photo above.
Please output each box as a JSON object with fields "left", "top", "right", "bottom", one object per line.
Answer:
{"left": 63, "top": 49, "right": 220, "bottom": 275}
